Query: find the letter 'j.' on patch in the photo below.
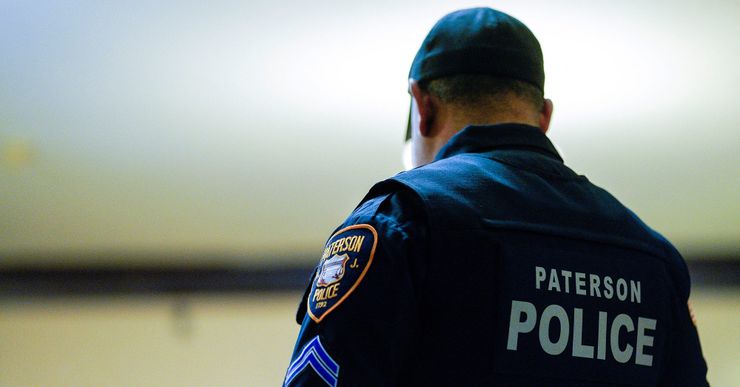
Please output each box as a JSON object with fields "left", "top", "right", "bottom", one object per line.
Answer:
{"left": 308, "top": 224, "right": 378, "bottom": 323}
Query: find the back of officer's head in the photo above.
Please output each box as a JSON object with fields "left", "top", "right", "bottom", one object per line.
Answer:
{"left": 407, "top": 8, "right": 552, "bottom": 166}
{"left": 422, "top": 74, "right": 545, "bottom": 123}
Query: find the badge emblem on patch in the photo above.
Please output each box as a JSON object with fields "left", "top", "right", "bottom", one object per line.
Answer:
{"left": 317, "top": 254, "right": 349, "bottom": 286}
{"left": 308, "top": 224, "right": 378, "bottom": 323}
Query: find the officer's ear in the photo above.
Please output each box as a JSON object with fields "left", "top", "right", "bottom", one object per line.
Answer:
{"left": 538, "top": 98, "right": 554, "bottom": 134}
{"left": 410, "top": 81, "right": 436, "bottom": 137}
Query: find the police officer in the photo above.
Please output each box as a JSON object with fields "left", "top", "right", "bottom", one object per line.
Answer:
{"left": 284, "top": 7, "right": 708, "bottom": 386}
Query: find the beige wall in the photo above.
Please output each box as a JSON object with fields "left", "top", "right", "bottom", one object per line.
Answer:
{"left": 1, "top": 289, "right": 738, "bottom": 386}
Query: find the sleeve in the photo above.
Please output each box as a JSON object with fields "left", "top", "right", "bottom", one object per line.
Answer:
{"left": 283, "top": 189, "right": 428, "bottom": 387}
{"left": 658, "top": 247, "right": 709, "bottom": 386}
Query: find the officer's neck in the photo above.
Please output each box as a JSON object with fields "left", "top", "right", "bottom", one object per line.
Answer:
{"left": 424, "top": 106, "right": 540, "bottom": 162}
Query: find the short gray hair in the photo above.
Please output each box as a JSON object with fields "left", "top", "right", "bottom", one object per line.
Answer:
{"left": 422, "top": 74, "right": 544, "bottom": 111}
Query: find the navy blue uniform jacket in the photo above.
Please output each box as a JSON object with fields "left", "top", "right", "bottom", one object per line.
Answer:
{"left": 284, "top": 124, "right": 708, "bottom": 386}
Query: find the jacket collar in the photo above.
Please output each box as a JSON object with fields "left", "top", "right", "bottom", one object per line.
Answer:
{"left": 434, "top": 123, "right": 563, "bottom": 162}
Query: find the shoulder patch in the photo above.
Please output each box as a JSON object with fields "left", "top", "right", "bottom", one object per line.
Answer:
{"left": 308, "top": 224, "right": 378, "bottom": 323}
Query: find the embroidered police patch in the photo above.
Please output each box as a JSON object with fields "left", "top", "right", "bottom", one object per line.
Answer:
{"left": 308, "top": 224, "right": 378, "bottom": 323}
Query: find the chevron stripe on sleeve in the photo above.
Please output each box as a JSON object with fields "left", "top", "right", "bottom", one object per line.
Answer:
{"left": 284, "top": 336, "right": 339, "bottom": 386}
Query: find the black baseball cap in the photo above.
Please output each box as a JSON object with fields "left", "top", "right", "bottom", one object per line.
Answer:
{"left": 405, "top": 7, "right": 544, "bottom": 140}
